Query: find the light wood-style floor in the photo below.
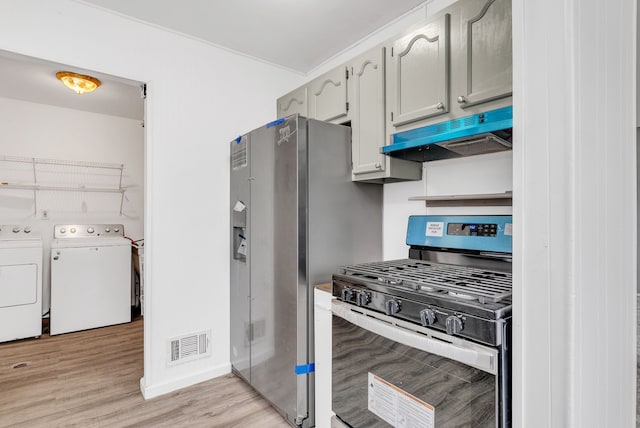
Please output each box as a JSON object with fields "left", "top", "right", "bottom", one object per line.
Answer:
{"left": 0, "top": 318, "right": 291, "bottom": 428}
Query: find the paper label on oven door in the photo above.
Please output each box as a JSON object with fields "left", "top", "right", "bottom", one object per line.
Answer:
{"left": 368, "top": 373, "right": 434, "bottom": 428}
{"left": 425, "top": 222, "right": 444, "bottom": 237}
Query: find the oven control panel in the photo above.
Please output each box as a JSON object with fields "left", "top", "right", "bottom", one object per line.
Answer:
{"left": 406, "top": 215, "right": 512, "bottom": 253}
{"left": 447, "top": 222, "right": 497, "bottom": 237}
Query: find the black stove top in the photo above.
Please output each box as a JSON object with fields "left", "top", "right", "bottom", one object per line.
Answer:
{"left": 332, "top": 257, "right": 512, "bottom": 346}
{"left": 340, "top": 258, "right": 512, "bottom": 305}
{"left": 333, "top": 215, "right": 513, "bottom": 346}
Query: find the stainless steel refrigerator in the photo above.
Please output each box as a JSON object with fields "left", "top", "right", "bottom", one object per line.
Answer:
{"left": 230, "top": 115, "right": 382, "bottom": 427}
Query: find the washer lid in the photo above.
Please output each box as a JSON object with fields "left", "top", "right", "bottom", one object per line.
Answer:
{"left": 51, "top": 236, "right": 130, "bottom": 248}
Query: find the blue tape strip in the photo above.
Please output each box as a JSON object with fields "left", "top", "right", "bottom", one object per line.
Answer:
{"left": 266, "top": 118, "right": 285, "bottom": 128}
{"left": 295, "top": 363, "right": 315, "bottom": 375}
{"left": 234, "top": 136, "right": 242, "bottom": 143}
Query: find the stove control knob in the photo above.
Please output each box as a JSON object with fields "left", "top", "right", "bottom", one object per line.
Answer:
{"left": 445, "top": 315, "right": 464, "bottom": 336}
{"left": 105, "top": 227, "right": 111, "bottom": 233}
{"left": 114, "top": 227, "right": 120, "bottom": 233}
{"left": 70, "top": 228, "right": 76, "bottom": 234}
{"left": 385, "top": 299, "right": 401, "bottom": 316}
{"left": 356, "top": 291, "right": 371, "bottom": 307}
{"left": 60, "top": 228, "right": 66, "bottom": 234}
{"left": 419, "top": 308, "right": 437, "bottom": 326}
{"left": 87, "top": 227, "right": 95, "bottom": 234}
{"left": 12, "top": 227, "right": 20, "bottom": 233}
{"left": 341, "top": 288, "right": 354, "bottom": 302}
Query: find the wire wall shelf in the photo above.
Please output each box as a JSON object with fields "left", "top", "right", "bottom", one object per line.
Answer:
{"left": 0, "top": 156, "right": 129, "bottom": 215}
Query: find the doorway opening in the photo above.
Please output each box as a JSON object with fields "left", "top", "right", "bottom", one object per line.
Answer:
{"left": 0, "top": 48, "right": 146, "bottom": 392}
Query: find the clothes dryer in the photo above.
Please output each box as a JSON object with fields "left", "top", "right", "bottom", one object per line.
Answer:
{"left": 0, "top": 225, "right": 43, "bottom": 342}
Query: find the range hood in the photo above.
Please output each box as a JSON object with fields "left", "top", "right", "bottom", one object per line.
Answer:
{"left": 381, "top": 106, "right": 513, "bottom": 162}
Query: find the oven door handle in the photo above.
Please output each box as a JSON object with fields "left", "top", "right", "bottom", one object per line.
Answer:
{"left": 332, "top": 300, "right": 498, "bottom": 375}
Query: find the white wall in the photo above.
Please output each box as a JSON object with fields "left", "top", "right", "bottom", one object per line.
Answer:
{"left": 0, "top": 0, "right": 304, "bottom": 398}
{"left": 513, "top": 0, "right": 636, "bottom": 426}
{"left": 0, "top": 96, "right": 144, "bottom": 315}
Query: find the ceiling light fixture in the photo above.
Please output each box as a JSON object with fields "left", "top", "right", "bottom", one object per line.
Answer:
{"left": 56, "top": 71, "right": 101, "bottom": 94}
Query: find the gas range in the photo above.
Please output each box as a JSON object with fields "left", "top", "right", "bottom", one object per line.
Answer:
{"left": 332, "top": 215, "right": 512, "bottom": 347}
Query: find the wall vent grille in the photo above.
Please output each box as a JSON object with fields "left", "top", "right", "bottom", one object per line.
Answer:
{"left": 168, "top": 330, "right": 211, "bottom": 366}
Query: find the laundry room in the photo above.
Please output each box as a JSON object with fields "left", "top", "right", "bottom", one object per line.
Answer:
{"left": 0, "top": 50, "right": 145, "bottom": 338}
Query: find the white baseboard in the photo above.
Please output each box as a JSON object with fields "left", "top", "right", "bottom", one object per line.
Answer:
{"left": 139, "top": 362, "right": 231, "bottom": 399}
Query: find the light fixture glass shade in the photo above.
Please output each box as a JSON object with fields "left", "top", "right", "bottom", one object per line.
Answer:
{"left": 56, "top": 71, "right": 101, "bottom": 94}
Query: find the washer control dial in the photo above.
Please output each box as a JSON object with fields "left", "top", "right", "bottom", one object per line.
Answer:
{"left": 87, "top": 227, "right": 95, "bottom": 234}
{"left": 12, "top": 227, "right": 20, "bottom": 233}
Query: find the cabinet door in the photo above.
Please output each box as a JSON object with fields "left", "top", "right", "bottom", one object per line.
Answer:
{"left": 388, "top": 14, "right": 450, "bottom": 128}
{"left": 276, "top": 86, "right": 308, "bottom": 118}
{"left": 350, "top": 47, "right": 387, "bottom": 176}
{"left": 309, "top": 66, "right": 349, "bottom": 122}
{"left": 457, "top": 0, "right": 512, "bottom": 108}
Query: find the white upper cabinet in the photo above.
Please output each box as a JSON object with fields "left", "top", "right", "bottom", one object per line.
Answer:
{"left": 456, "top": 0, "right": 512, "bottom": 108}
{"left": 308, "top": 66, "right": 349, "bottom": 123}
{"left": 277, "top": 86, "right": 308, "bottom": 118}
{"left": 350, "top": 47, "right": 386, "bottom": 176}
{"left": 350, "top": 46, "right": 422, "bottom": 182}
{"left": 387, "top": 14, "right": 451, "bottom": 128}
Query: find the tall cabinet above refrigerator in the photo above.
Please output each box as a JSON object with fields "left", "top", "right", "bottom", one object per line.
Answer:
{"left": 230, "top": 115, "right": 382, "bottom": 428}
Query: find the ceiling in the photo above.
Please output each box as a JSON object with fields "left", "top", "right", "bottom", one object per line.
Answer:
{"left": 80, "top": 0, "right": 428, "bottom": 73}
{"left": 0, "top": 1, "right": 427, "bottom": 119}
{"left": 0, "top": 51, "right": 144, "bottom": 120}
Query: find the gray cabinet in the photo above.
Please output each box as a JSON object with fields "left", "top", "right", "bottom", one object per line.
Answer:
{"left": 308, "top": 66, "right": 349, "bottom": 123}
{"left": 387, "top": 14, "right": 451, "bottom": 128}
{"left": 277, "top": 86, "right": 308, "bottom": 118}
{"left": 387, "top": 0, "right": 512, "bottom": 137}
{"left": 350, "top": 46, "right": 422, "bottom": 182}
{"left": 455, "top": 0, "right": 512, "bottom": 108}
{"left": 350, "top": 47, "right": 386, "bottom": 176}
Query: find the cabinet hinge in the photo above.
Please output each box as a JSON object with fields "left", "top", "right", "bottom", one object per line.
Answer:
{"left": 391, "top": 112, "right": 394, "bottom": 121}
{"left": 391, "top": 47, "right": 394, "bottom": 57}
{"left": 346, "top": 102, "right": 349, "bottom": 112}
{"left": 140, "top": 83, "right": 147, "bottom": 99}
{"left": 345, "top": 67, "right": 349, "bottom": 80}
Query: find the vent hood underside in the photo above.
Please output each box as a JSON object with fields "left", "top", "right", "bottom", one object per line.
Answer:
{"left": 382, "top": 106, "right": 513, "bottom": 162}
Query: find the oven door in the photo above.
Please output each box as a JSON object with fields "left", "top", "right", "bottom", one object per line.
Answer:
{"left": 332, "top": 300, "right": 502, "bottom": 428}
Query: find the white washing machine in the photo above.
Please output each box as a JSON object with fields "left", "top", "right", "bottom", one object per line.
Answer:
{"left": 0, "top": 225, "right": 43, "bottom": 343}
{"left": 50, "top": 224, "right": 131, "bottom": 335}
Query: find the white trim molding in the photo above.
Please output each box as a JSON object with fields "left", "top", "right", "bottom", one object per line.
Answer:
{"left": 139, "top": 363, "right": 231, "bottom": 400}
{"left": 513, "top": 0, "right": 636, "bottom": 427}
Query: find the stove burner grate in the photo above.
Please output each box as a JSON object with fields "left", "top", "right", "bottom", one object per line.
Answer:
{"left": 341, "top": 259, "right": 511, "bottom": 304}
